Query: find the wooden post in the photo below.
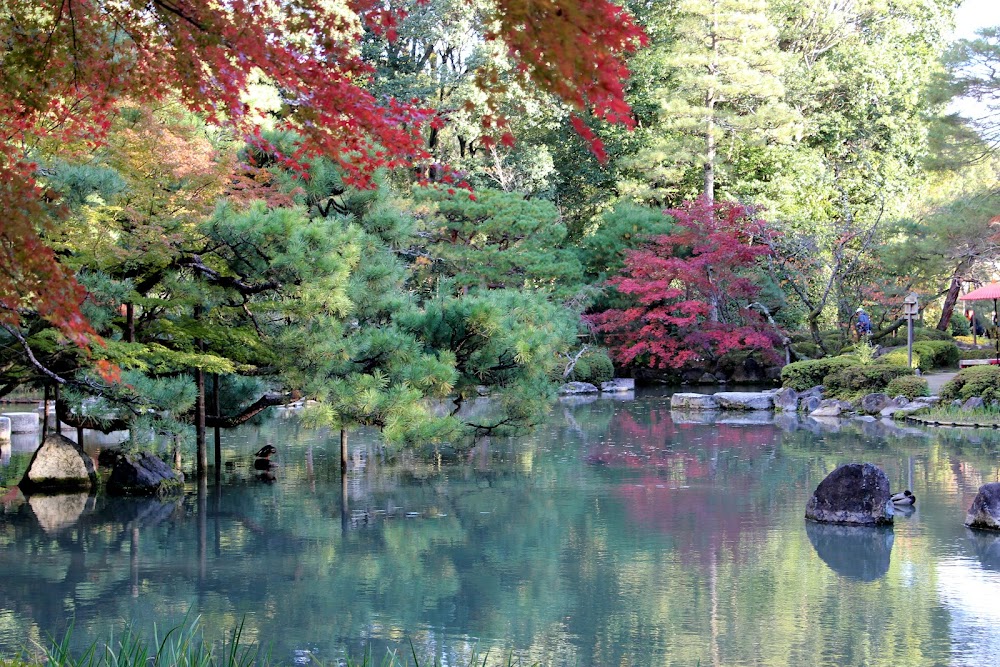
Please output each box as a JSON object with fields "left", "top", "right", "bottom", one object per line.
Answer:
{"left": 42, "top": 384, "right": 49, "bottom": 435}
{"left": 77, "top": 424, "right": 84, "bottom": 448}
{"left": 213, "top": 373, "right": 221, "bottom": 484}
{"left": 54, "top": 383, "right": 62, "bottom": 434}
{"left": 195, "top": 368, "right": 206, "bottom": 479}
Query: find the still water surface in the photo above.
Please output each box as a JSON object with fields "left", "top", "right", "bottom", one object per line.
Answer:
{"left": 2, "top": 389, "right": 1000, "bottom": 666}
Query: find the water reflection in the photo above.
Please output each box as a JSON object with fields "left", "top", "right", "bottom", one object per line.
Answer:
{"left": 805, "top": 521, "right": 894, "bottom": 581}
{"left": 0, "top": 393, "right": 998, "bottom": 665}
{"left": 966, "top": 528, "right": 1000, "bottom": 570}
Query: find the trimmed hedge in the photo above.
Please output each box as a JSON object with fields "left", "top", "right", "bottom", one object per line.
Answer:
{"left": 885, "top": 375, "right": 929, "bottom": 399}
{"left": 780, "top": 356, "right": 857, "bottom": 391}
{"left": 940, "top": 365, "right": 1000, "bottom": 403}
{"left": 877, "top": 350, "right": 925, "bottom": 372}
{"left": 950, "top": 312, "right": 971, "bottom": 336}
{"left": 960, "top": 348, "right": 1000, "bottom": 360}
{"left": 824, "top": 364, "right": 915, "bottom": 398}
{"left": 912, "top": 340, "right": 960, "bottom": 369}
{"left": 881, "top": 327, "right": 953, "bottom": 347}
{"left": 567, "top": 347, "right": 615, "bottom": 385}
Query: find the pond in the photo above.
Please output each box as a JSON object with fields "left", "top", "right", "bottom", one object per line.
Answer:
{"left": 2, "top": 389, "right": 1000, "bottom": 666}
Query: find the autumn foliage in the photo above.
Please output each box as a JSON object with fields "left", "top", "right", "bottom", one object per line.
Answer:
{"left": 587, "top": 199, "right": 782, "bottom": 369}
{"left": 0, "top": 0, "right": 645, "bottom": 349}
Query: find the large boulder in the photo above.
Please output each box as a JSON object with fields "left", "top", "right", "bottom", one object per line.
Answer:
{"left": 1, "top": 411, "right": 39, "bottom": 433}
{"left": 965, "top": 483, "right": 1000, "bottom": 531}
{"left": 106, "top": 452, "right": 184, "bottom": 497}
{"left": 772, "top": 387, "right": 799, "bottom": 412}
{"left": 859, "top": 393, "right": 889, "bottom": 415}
{"left": 558, "top": 382, "right": 600, "bottom": 396}
{"left": 19, "top": 434, "right": 97, "bottom": 494}
{"left": 600, "top": 378, "right": 635, "bottom": 393}
{"left": 714, "top": 392, "right": 774, "bottom": 411}
{"left": 805, "top": 463, "right": 894, "bottom": 526}
{"left": 962, "top": 396, "right": 985, "bottom": 412}
{"left": 670, "top": 393, "right": 720, "bottom": 410}
{"left": 0, "top": 416, "right": 9, "bottom": 442}
{"left": 800, "top": 395, "right": 822, "bottom": 413}
{"left": 810, "top": 399, "right": 850, "bottom": 418}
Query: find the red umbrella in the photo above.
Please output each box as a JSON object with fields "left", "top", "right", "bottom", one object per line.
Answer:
{"left": 960, "top": 282, "right": 1000, "bottom": 301}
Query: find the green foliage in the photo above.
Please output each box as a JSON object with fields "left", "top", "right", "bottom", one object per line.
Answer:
{"left": 565, "top": 348, "right": 616, "bottom": 385}
{"left": 940, "top": 365, "right": 1000, "bottom": 402}
{"left": 885, "top": 375, "right": 930, "bottom": 400}
{"left": 413, "top": 187, "right": 582, "bottom": 296}
{"left": 780, "top": 356, "right": 856, "bottom": 391}
{"left": 878, "top": 350, "right": 926, "bottom": 373}
{"left": 824, "top": 364, "right": 915, "bottom": 399}
{"left": 911, "top": 340, "right": 960, "bottom": 369}
{"left": 960, "top": 348, "right": 1000, "bottom": 360}
{"left": 576, "top": 204, "right": 672, "bottom": 281}
{"left": 950, "top": 311, "right": 971, "bottom": 336}
{"left": 881, "top": 328, "right": 954, "bottom": 347}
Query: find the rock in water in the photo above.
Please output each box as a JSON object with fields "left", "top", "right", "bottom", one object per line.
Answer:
{"left": 670, "top": 393, "right": 720, "bottom": 410}
{"left": 19, "top": 434, "right": 97, "bottom": 494}
{"left": 859, "top": 393, "right": 889, "bottom": 415}
{"left": 805, "top": 463, "right": 894, "bottom": 525}
{"left": 106, "top": 452, "right": 184, "bottom": 497}
{"left": 558, "top": 382, "right": 600, "bottom": 395}
{"left": 772, "top": 387, "right": 799, "bottom": 412}
{"left": 713, "top": 392, "right": 774, "bottom": 410}
{"left": 965, "top": 482, "right": 1000, "bottom": 531}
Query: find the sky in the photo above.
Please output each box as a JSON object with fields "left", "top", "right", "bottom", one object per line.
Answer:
{"left": 950, "top": 0, "right": 1000, "bottom": 40}
{"left": 947, "top": 0, "right": 1000, "bottom": 121}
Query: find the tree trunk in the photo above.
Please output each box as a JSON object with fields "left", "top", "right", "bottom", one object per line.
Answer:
{"left": 195, "top": 368, "right": 207, "bottom": 479}
{"left": 703, "top": 3, "right": 718, "bottom": 203}
{"left": 213, "top": 373, "right": 222, "bottom": 484}
{"left": 936, "top": 260, "right": 972, "bottom": 330}
{"left": 125, "top": 303, "right": 135, "bottom": 343}
{"left": 340, "top": 428, "right": 348, "bottom": 475}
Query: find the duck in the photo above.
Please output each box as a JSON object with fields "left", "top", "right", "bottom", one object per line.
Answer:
{"left": 253, "top": 444, "right": 278, "bottom": 471}
{"left": 255, "top": 445, "right": 277, "bottom": 458}
{"left": 890, "top": 490, "right": 916, "bottom": 506}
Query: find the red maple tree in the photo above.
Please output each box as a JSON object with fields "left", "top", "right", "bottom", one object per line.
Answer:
{"left": 587, "top": 199, "right": 782, "bottom": 370}
{"left": 0, "top": 0, "right": 645, "bottom": 350}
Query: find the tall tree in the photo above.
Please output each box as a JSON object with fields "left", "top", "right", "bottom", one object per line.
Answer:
{"left": 621, "top": 0, "right": 798, "bottom": 204}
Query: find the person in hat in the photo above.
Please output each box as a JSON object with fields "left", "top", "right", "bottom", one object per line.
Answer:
{"left": 854, "top": 307, "right": 872, "bottom": 340}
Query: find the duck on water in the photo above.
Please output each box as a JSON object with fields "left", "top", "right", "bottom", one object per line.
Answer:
{"left": 891, "top": 490, "right": 916, "bottom": 506}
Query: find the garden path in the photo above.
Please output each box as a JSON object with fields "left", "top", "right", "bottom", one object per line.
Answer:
{"left": 924, "top": 371, "right": 957, "bottom": 395}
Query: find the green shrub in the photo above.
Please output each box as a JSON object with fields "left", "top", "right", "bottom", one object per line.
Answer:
{"left": 791, "top": 341, "right": 822, "bottom": 359}
{"left": 881, "top": 327, "right": 954, "bottom": 347}
{"left": 567, "top": 347, "right": 615, "bottom": 385}
{"left": 885, "top": 375, "right": 929, "bottom": 399}
{"left": 912, "top": 340, "right": 960, "bottom": 369}
{"left": 877, "top": 349, "right": 926, "bottom": 372}
{"left": 824, "top": 364, "right": 915, "bottom": 398}
{"left": 940, "top": 365, "right": 1000, "bottom": 402}
{"left": 960, "top": 348, "right": 1000, "bottom": 360}
{"left": 780, "top": 356, "right": 857, "bottom": 391}
{"left": 950, "top": 312, "right": 971, "bottom": 336}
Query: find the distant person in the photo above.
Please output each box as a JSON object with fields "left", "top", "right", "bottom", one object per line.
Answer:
{"left": 855, "top": 307, "right": 872, "bottom": 340}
